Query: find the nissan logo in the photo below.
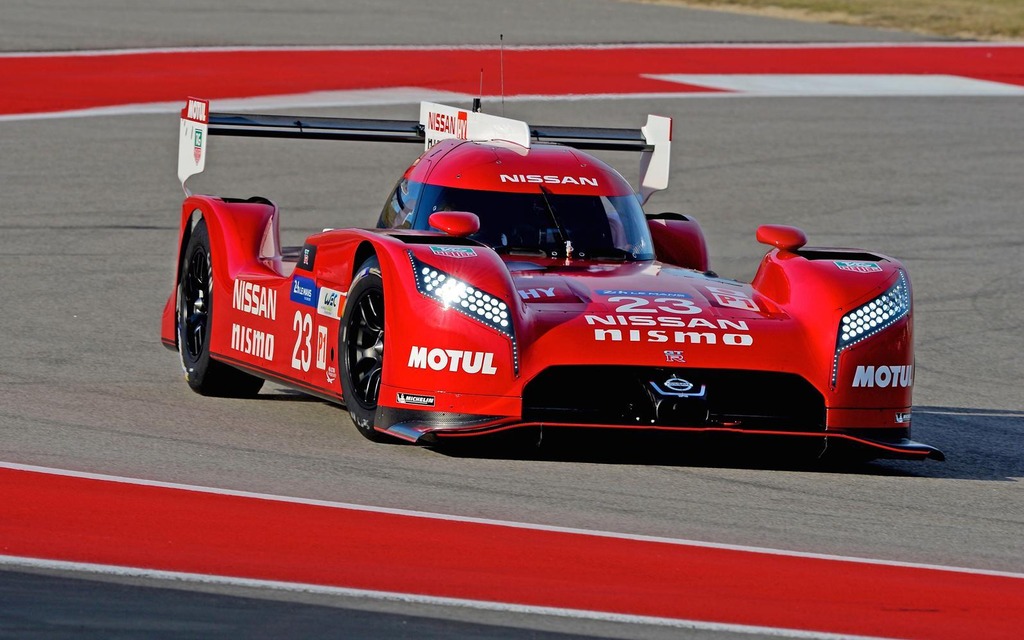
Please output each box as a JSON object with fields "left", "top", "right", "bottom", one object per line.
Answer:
{"left": 663, "top": 377, "right": 694, "bottom": 393}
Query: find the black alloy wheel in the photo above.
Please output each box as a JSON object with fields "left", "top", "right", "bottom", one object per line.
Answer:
{"left": 181, "top": 246, "right": 211, "bottom": 362}
{"left": 340, "top": 258, "right": 388, "bottom": 441}
{"left": 177, "top": 219, "right": 264, "bottom": 397}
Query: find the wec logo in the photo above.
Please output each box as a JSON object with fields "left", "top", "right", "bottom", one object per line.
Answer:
{"left": 317, "top": 287, "right": 342, "bottom": 319}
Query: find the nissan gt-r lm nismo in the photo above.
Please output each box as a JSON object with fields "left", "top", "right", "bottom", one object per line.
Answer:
{"left": 161, "top": 97, "right": 943, "bottom": 461}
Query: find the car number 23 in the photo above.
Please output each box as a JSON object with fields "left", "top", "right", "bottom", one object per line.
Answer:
{"left": 292, "top": 311, "right": 313, "bottom": 371}
{"left": 608, "top": 296, "right": 702, "bottom": 315}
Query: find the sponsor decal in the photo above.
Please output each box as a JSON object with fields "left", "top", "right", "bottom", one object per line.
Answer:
{"left": 649, "top": 376, "right": 706, "bottom": 398}
{"left": 232, "top": 279, "right": 277, "bottom": 320}
{"left": 231, "top": 324, "right": 275, "bottom": 361}
{"left": 420, "top": 102, "right": 529, "bottom": 150}
{"left": 852, "top": 365, "right": 913, "bottom": 388}
{"left": 192, "top": 129, "right": 203, "bottom": 164}
{"left": 326, "top": 365, "right": 337, "bottom": 385}
{"left": 427, "top": 109, "right": 468, "bottom": 140}
{"left": 895, "top": 411, "right": 912, "bottom": 424}
{"left": 597, "top": 290, "right": 691, "bottom": 299}
{"left": 499, "top": 174, "right": 599, "bottom": 187}
{"left": 297, "top": 244, "right": 317, "bottom": 271}
{"left": 397, "top": 392, "right": 436, "bottom": 407}
{"left": 705, "top": 285, "right": 759, "bottom": 312}
{"left": 594, "top": 328, "right": 753, "bottom": 346}
{"left": 835, "top": 260, "right": 882, "bottom": 273}
{"left": 182, "top": 98, "right": 208, "bottom": 124}
{"left": 318, "top": 287, "right": 342, "bottom": 319}
{"left": 181, "top": 97, "right": 208, "bottom": 164}
{"left": 408, "top": 346, "right": 497, "bottom": 375}
{"left": 586, "top": 314, "right": 753, "bottom": 346}
{"left": 290, "top": 275, "right": 317, "bottom": 307}
{"left": 430, "top": 246, "right": 477, "bottom": 259}
{"left": 664, "top": 350, "right": 686, "bottom": 363}
{"left": 315, "top": 325, "right": 328, "bottom": 370}
{"left": 518, "top": 287, "right": 556, "bottom": 300}
{"left": 586, "top": 315, "right": 748, "bottom": 330}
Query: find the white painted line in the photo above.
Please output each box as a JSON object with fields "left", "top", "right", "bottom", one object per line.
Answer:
{"left": 2, "top": 42, "right": 1023, "bottom": 58}
{"left": 212, "top": 87, "right": 470, "bottom": 111}
{"left": 0, "top": 554, "right": 890, "bottom": 640}
{"left": 646, "top": 74, "right": 1024, "bottom": 97}
{"left": 915, "top": 409, "right": 1024, "bottom": 418}
{"left": 5, "top": 70, "right": 1022, "bottom": 123}
{"left": 0, "top": 89, "right": 724, "bottom": 123}
{"left": 3, "top": 461, "right": 1022, "bottom": 579}
{"left": 0, "top": 88, "right": 473, "bottom": 123}
{"left": 8, "top": 78, "right": 1022, "bottom": 124}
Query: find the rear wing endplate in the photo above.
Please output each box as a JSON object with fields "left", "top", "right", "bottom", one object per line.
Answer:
{"left": 178, "top": 98, "right": 671, "bottom": 202}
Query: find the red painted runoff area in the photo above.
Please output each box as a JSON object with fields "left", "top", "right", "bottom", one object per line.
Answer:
{"left": 2, "top": 466, "right": 1022, "bottom": 638}
{"left": 3, "top": 44, "right": 1024, "bottom": 116}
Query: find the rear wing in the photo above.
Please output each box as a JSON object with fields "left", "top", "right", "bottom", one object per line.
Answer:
{"left": 178, "top": 98, "right": 671, "bottom": 203}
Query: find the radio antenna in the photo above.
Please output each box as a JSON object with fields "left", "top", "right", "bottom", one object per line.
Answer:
{"left": 499, "top": 34, "right": 505, "bottom": 115}
{"left": 473, "top": 68, "right": 483, "bottom": 112}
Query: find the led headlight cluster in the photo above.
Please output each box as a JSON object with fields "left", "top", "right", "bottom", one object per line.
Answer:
{"left": 831, "top": 271, "right": 910, "bottom": 386}
{"left": 409, "top": 252, "right": 518, "bottom": 373}
{"left": 836, "top": 271, "right": 910, "bottom": 350}
{"left": 425, "top": 270, "right": 509, "bottom": 326}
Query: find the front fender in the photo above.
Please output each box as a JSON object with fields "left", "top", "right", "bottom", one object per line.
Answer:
{"left": 752, "top": 248, "right": 913, "bottom": 423}
{"left": 306, "top": 232, "right": 525, "bottom": 417}
{"left": 382, "top": 241, "right": 523, "bottom": 396}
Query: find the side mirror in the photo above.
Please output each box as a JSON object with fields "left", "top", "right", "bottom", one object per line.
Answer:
{"left": 429, "top": 211, "right": 480, "bottom": 237}
{"left": 756, "top": 225, "right": 807, "bottom": 252}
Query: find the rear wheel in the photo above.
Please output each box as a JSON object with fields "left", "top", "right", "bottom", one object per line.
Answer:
{"left": 340, "top": 258, "right": 388, "bottom": 441}
{"left": 177, "top": 219, "right": 264, "bottom": 397}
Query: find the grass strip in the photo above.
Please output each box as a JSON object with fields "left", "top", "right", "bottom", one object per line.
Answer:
{"left": 637, "top": 0, "right": 1024, "bottom": 40}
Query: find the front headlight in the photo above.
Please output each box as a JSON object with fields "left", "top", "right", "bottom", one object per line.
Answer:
{"left": 836, "top": 271, "right": 910, "bottom": 351}
{"left": 832, "top": 271, "right": 910, "bottom": 385}
{"left": 409, "top": 252, "right": 518, "bottom": 373}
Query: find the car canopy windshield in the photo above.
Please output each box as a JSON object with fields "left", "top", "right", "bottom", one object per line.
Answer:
{"left": 417, "top": 184, "right": 655, "bottom": 260}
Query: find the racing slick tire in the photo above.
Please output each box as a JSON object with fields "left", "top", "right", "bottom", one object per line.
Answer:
{"left": 177, "top": 219, "right": 264, "bottom": 397}
{"left": 340, "top": 257, "right": 389, "bottom": 442}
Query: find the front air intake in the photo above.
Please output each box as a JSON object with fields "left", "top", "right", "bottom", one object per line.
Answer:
{"left": 523, "top": 366, "right": 825, "bottom": 431}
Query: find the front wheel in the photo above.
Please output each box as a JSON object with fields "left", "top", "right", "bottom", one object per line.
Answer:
{"left": 339, "top": 257, "right": 388, "bottom": 441}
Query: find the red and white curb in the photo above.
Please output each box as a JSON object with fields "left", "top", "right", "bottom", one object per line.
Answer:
{"left": 2, "top": 43, "right": 1022, "bottom": 121}
{"left": 2, "top": 462, "right": 1022, "bottom": 639}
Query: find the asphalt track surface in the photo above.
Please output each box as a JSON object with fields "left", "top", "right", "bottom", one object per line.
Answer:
{"left": 1, "top": 1, "right": 1023, "bottom": 638}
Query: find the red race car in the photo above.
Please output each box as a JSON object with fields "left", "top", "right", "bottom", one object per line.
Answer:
{"left": 162, "top": 97, "right": 942, "bottom": 461}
